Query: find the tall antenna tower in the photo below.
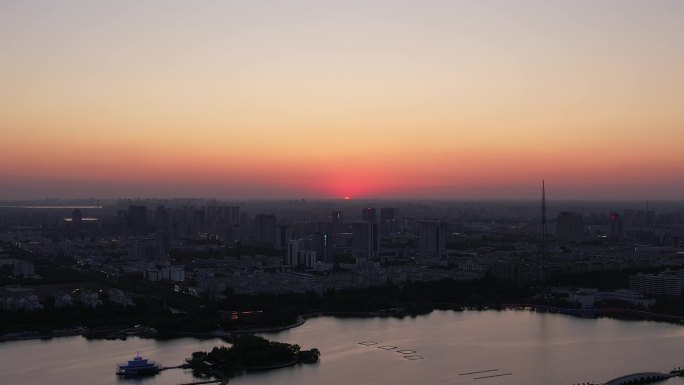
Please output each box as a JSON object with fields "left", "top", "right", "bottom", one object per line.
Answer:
{"left": 541, "top": 180, "right": 546, "bottom": 261}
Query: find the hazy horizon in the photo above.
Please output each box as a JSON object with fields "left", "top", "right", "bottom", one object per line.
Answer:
{"left": 2, "top": 195, "right": 683, "bottom": 205}
{"left": 2, "top": 176, "right": 684, "bottom": 202}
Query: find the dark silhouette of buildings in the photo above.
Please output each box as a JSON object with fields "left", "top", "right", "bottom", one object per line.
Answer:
{"left": 418, "top": 221, "right": 447, "bottom": 259}
{"left": 71, "top": 209, "right": 83, "bottom": 237}
{"left": 286, "top": 239, "right": 299, "bottom": 266}
{"left": 255, "top": 214, "right": 277, "bottom": 245}
{"left": 310, "top": 232, "right": 329, "bottom": 263}
{"left": 362, "top": 207, "right": 376, "bottom": 222}
{"left": 353, "top": 221, "right": 379, "bottom": 260}
{"left": 609, "top": 212, "right": 624, "bottom": 239}
{"left": 128, "top": 205, "right": 148, "bottom": 235}
{"left": 556, "top": 212, "right": 583, "bottom": 242}
{"left": 380, "top": 207, "right": 399, "bottom": 235}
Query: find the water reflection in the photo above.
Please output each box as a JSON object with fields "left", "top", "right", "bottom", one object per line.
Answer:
{"left": 1, "top": 311, "right": 684, "bottom": 385}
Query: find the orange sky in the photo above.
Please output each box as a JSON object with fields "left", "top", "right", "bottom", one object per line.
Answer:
{"left": 1, "top": 1, "right": 683, "bottom": 199}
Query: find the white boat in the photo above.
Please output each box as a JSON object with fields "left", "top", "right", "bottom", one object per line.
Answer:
{"left": 116, "top": 352, "right": 161, "bottom": 376}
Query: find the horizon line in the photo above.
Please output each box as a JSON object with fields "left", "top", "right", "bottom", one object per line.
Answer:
{"left": 1, "top": 197, "right": 682, "bottom": 203}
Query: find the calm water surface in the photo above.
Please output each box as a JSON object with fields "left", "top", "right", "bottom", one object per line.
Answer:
{"left": 2, "top": 310, "right": 684, "bottom": 385}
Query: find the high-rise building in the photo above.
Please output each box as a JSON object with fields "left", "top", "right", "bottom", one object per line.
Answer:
{"left": 154, "top": 206, "right": 170, "bottom": 233}
{"left": 301, "top": 250, "right": 317, "bottom": 268}
{"left": 362, "top": 207, "right": 376, "bottom": 222}
{"left": 609, "top": 212, "right": 624, "bottom": 239}
{"left": 380, "top": 207, "right": 399, "bottom": 235}
{"left": 171, "top": 206, "right": 193, "bottom": 239}
{"left": 310, "top": 232, "right": 329, "bottom": 263}
{"left": 556, "top": 212, "right": 583, "bottom": 242}
{"left": 287, "top": 239, "right": 299, "bottom": 267}
{"left": 277, "top": 225, "right": 291, "bottom": 249}
{"left": 330, "top": 210, "right": 344, "bottom": 234}
{"left": 227, "top": 206, "right": 241, "bottom": 226}
{"left": 192, "top": 208, "right": 206, "bottom": 233}
{"left": 380, "top": 207, "right": 397, "bottom": 221}
{"left": 335, "top": 232, "right": 353, "bottom": 253}
{"left": 418, "top": 221, "right": 447, "bottom": 259}
{"left": 155, "top": 232, "right": 171, "bottom": 262}
{"left": 255, "top": 214, "right": 277, "bottom": 245}
{"left": 128, "top": 205, "right": 148, "bottom": 235}
{"left": 352, "top": 221, "right": 379, "bottom": 259}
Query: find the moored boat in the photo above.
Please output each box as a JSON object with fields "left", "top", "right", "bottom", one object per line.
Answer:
{"left": 116, "top": 352, "right": 161, "bottom": 376}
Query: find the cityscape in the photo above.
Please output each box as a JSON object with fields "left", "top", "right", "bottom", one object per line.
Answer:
{"left": 1, "top": 1, "right": 684, "bottom": 385}
{"left": 2, "top": 195, "right": 684, "bottom": 384}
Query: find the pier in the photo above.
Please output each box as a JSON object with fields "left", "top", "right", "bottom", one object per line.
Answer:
{"left": 460, "top": 369, "right": 498, "bottom": 375}
{"left": 603, "top": 372, "right": 671, "bottom": 385}
{"left": 473, "top": 372, "right": 512, "bottom": 380}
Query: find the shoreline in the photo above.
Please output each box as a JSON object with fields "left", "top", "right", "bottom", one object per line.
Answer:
{"left": 3, "top": 306, "right": 684, "bottom": 343}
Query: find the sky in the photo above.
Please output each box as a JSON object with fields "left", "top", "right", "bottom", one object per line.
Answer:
{"left": 1, "top": 0, "right": 683, "bottom": 200}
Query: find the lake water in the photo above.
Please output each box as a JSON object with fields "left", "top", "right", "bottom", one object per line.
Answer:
{"left": 2, "top": 310, "right": 684, "bottom": 385}
{"left": 0, "top": 206, "right": 103, "bottom": 209}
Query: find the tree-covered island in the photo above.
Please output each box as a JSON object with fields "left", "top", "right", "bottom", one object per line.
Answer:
{"left": 188, "top": 334, "right": 320, "bottom": 379}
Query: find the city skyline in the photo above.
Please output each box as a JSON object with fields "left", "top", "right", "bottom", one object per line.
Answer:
{"left": 2, "top": 1, "right": 683, "bottom": 200}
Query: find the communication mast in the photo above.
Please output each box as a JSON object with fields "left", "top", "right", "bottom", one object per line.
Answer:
{"left": 541, "top": 180, "right": 546, "bottom": 261}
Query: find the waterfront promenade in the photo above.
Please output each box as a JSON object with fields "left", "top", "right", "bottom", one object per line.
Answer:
{"left": 501, "top": 304, "right": 684, "bottom": 323}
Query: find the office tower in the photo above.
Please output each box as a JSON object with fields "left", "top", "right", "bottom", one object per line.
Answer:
{"left": 155, "top": 231, "right": 171, "bottom": 262}
{"left": 287, "top": 239, "right": 299, "bottom": 267}
{"left": 556, "top": 212, "right": 583, "bottom": 242}
{"left": 311, "top": 232, "right": 329, "bottom": 262}
{"left": 205, "top": 204, "right": 223, "bottom": 235}
{"left": 301, "top": 250, "right": 317, "bottom": 268}
{"left": 380, "top": 207, "right": 399, "bottom": 235}
{"left": 609, "top": 212, "right": 624, "bottom": 239}
{"left": 362, "top": 207, "right": 376, "bottom": 222}
{"left": 380, "top": 207, "right": 397, "bottom": 221}
{"left": 331, "top": 210, "right": 343, "bottom": 234}
{"left": 171, "top": 207, "right": 191, "bottom": 239}
{"left": 128, "top": 205, "right": 148, "bottom": 235}
{"left": 227, "top": 206, "right": 241, "bottom": 226}
{"left": 277, "top": 225, "right": 291, "bottom": 249}
{"left": 335, "top": 232, "right": 353, "bottom": 253}
{"left": 205, "top": 204, "right": 219, "bottom": 226}
{"left": 352, "top": 221, "right": 379, "bottom": 259}
{"left": 154, "top": 206, "right": 170, "bottom": 233}
{"left": 255, "top": 214, "right": 277, "bottom": 245}
{"left": 192, "top": 208, "right": 206, "bottom": 233}
{"left": 418, "top": 221, "right": 447, "bottom": 259}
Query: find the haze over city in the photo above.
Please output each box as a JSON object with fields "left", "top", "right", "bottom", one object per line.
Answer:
{"left": 2, "top": 0, "right": 683, "bottom": 200}
{"left": 5, "top": 2, "right": 684, "bottom": 385}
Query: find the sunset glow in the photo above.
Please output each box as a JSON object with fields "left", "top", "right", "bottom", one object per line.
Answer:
{"left": 1, "top": 1, "right": 683, "bottom": 199}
